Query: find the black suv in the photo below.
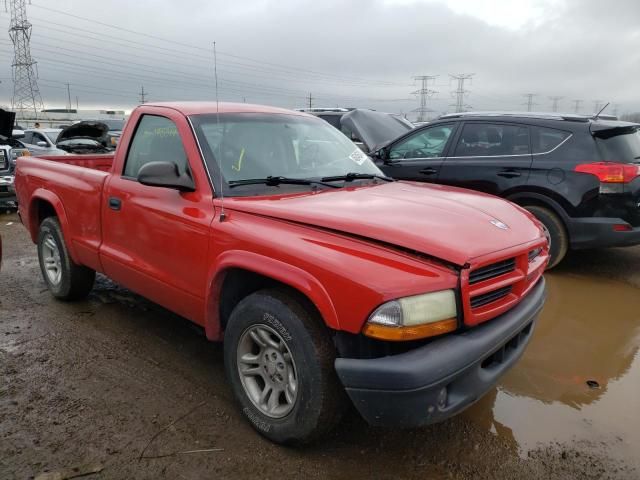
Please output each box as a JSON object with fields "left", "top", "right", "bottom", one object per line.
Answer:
{"left": 359, "top": 112, "right": 640, "bottom": 268}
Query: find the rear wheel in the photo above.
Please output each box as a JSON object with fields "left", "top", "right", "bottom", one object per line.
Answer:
{"left": 523, "top": 205, "right": 568, "bottom": 269}
{"left": 37, "top": 217, "right": 95, "bottom": 300}
{"left": 223, "top": 289, "right": 346, "bottom": 445}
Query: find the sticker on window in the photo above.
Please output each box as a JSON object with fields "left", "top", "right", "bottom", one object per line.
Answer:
{"left": 349, "top": 149, "right": 367, "bottom": 166}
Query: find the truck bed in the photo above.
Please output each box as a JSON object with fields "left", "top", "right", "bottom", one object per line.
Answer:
{"left": 35, "top": 154, "right": 114, "bottom": 172}
{"left": 15, "top": 154, "right": 114, "bottom": 272}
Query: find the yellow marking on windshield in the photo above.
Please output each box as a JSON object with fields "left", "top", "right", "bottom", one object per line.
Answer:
{"left": 232, "top": 148, "right": 245, "bottom": 171}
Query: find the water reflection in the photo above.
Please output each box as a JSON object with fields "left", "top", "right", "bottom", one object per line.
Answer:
{"left": 465, "top": 273, "right": 640, "bottom": 456}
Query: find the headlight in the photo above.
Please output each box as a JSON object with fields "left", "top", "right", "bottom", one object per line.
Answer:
{"left": 363, "top": 289, "right": 458, "bottom": 341}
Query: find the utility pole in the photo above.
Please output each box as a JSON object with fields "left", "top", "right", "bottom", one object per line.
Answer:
{"left": 9, "top": 0, "right": 45, "bottom": 120}
{"left": 75, "top": 96, "right": 78, "bottom": 110}
{"left": 307, "top": 92, "right": 313, "bottom": 109}
{"left": 549, "top": 96, "right": 563, "bottom": 112}
{"left": 522, "top": 93, "right": 538, "bottom": 112}
{"left": 449, "top": 73, "right": 474, "bottom": 113}
{"left": 572, "top": 99, "right": 583, "bottom": 114}
{"left": 593, "top": 100, "right": 604, "bottom": 114}
{"left": 411, "top": 75, "right": 437, "bottom": 122}
{"left": 139, "top": 85, "right": 147, "bottom": 104}
{"left": 66, "top": 82, "right": 72, "bottom": 111}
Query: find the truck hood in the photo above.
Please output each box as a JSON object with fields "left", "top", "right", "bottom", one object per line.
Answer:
{"left": 0, "top": 109, "right": 16, "bottom": 139}
{"left": 225, "top": 181, "right": 543, "bottom": 266}
{"left": 341, "top": 109, "right": 413, "bottom": 152}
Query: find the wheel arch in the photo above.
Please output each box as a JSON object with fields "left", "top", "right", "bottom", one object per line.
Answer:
{"left": 204, "top": 250, "right": 339, "bottom": 341}
{"left": 28, "top": 190, "right": 81, "bottom": 263}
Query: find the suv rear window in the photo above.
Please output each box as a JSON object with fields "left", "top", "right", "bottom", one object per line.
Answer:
{"left": 595, "top": 129, "right": 640, "bottom": 163}
{"left": 532, "top": 127, "right": 570, "bottom": 154}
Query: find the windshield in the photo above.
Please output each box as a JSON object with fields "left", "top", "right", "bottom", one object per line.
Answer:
{"left": 191, "top": 113, "right": 383, "bottom": 195}
{"left": 45, "top": 131, "right": 61, "bottom": 143}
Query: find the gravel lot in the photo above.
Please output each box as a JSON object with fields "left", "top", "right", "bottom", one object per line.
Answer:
{"left": 1, "top": 211, "right": 638, "bottom": 480}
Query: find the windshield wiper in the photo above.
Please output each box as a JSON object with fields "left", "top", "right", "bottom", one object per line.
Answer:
{"left": 228, "top": 176, "right": 341, "bottom": 189}
{"left": 321, "top": 172, "right": 394, "bottom": 182}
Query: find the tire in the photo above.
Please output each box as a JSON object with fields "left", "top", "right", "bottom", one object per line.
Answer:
{"left": 223, "top": 289, "right": 346, "bottom": 445}
{"left": 37, "top": 217, "right": 95, "bottom": 300}
{"left": 523, "top": 205, "right": 568, "bottom": 269}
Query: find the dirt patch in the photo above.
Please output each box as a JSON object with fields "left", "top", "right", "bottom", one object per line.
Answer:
{"left": 1, "top": 212, "right": 637, "bottom": 479}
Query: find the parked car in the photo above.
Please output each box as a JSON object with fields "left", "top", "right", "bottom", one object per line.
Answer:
{"left": 56, "top": 122, "right": 113, "bottom": 154}
{"left": 15, "top": 102, "right": 548, "bottom": 444}
{"left": 308, "top": 108, "right": 414, "bottom": 152}
{"left": 21, "top": 128, "right": 66, "bottom": 156}
{"left": 348, "top": 111, "right": 640, "bottom": 268}
{"left": 0, "top": 109, "right": 30, "bottom": 208}
{"left": 81, "top": 118, "right": 125, "bottom": 148}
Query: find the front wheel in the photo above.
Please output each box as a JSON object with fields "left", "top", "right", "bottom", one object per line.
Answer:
{"left": 37, "top": 217, "right": 95, "bottom": 300}
{"left": 523, "top": 205, "right": 568, "bottom": 269}
{"left": 223, "top": 289, "right": 346, "bottom": 445}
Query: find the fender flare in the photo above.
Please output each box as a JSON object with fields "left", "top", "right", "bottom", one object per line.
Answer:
{"left": 28, "top": 189, "right": 81, "bottom": 263}
{"left": 204, "top": 250, "right": 339, "bottom": 341}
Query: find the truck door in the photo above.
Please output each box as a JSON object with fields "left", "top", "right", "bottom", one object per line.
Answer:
{"left": 100, "top": 113, "right": 214, "bottom": 324}
{"left": 438, "top": 122, "right": 533, "bottom": 196}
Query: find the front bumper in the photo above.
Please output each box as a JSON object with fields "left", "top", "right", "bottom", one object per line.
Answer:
{"left": 567, "top": 217, "right": 640, "bottom": 249}
{"left": 335, "top": 277, "right": 546, "bottom": 427}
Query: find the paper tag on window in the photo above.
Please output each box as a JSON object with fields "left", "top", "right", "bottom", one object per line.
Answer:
{"left": 349, "top": 149, "right": 367, "bottom": 165}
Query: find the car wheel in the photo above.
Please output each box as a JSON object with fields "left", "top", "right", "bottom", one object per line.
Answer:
{"left": 523, "top": 205, "right": 568, "bottom": 269}
{"left": 224, "top": 289, "right": 346, "bottom": 445}
{"left": 37, "top": 217, "right": 95, "bottom": 300}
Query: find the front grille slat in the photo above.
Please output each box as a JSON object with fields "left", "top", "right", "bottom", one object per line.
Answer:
{"left": 469, "top": 258, "right": 516, "bottom": 285}
{"left": 470, "top": 285, "right": 512, "bottom": 309}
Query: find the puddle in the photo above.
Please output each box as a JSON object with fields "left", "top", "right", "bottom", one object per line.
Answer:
{"left": 465, "top": 273, "right": 640, "bottom": 463}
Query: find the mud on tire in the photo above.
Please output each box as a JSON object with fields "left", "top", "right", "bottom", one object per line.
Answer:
{"left": 223, "top": 288, "right": 346, "bottom": 445}
{"left": 37, "top": 217, "right": 95, "bottom": 300}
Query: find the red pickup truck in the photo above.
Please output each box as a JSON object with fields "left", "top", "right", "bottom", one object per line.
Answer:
{"left": 15, "top": 102, "right": 548, "bottom": 444}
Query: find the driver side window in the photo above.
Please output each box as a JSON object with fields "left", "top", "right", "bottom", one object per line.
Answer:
{"left": 389, "top": 125, "right": 454, "bottom": 160}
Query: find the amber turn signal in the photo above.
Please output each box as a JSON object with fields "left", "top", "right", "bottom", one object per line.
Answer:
{"left": 362, "top": 317, "right": 457, "bottom": 342}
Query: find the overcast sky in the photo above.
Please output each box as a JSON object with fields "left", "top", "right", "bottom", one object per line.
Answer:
{"left": 0, "top": 0, "right": 638, "bottom": 119}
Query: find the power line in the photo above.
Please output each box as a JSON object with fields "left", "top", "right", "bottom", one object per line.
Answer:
{"left": 522, "top": 93, "right": 538, "bottom": 112}
{"left": 9, "top": 0, "right": 45, "bottom": 119}
{"left": 450, "top": 73, "right": 474, "bottom": 113}
{"left": 27, "top": 3, "right": 406, "bottom": 87}
{"left": 549, "top": 96, "right": 563, "bottom": 112}
{"left": 412, "top": 75, "right": 437, "bottom": 122}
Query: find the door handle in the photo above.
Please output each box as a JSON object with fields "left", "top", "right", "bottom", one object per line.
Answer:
{"left": 497, "top": 169, "right": 521, "bottom": 178}
{"left": 108, "top": 197, "right": 122, "bottom": 211}
{"left": 419, "top": 167, "right": 438, "bottom": 175}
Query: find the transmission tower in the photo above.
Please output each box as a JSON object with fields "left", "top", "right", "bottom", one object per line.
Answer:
{"left": 522, "top": 93, "right": 538, "bottom": 112}
{"left": 450, "top": 73, "right": 474, "bottom": 113}
{"left": 9, "top": 0, "right": 45, "bottom": 120}
{"left": 411, "top": 75, "right": 437, "bottom": 122}
{"left": 139, "top": 85, "right": 148, "bottom": 104}
{"left": 572, "top": 99, "right": 583, "bottom": 114}
{"left": 593, "top": 100, "right": 604, "bottom": 114}
{"left": 549, "top": 96, "right": 563, "bottom": 112}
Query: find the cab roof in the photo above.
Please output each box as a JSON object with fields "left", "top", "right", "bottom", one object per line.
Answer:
{"left": 143, "top": 101, "right": 312, "bottom": 117}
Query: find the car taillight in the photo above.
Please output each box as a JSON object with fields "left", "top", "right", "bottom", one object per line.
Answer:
{"left": 575, "top": 162, "right": 640, "bottom": 183}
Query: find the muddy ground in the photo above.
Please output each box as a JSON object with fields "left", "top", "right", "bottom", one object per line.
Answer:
{"left": 1, "top": 211, "right": 639, "bottom": 480}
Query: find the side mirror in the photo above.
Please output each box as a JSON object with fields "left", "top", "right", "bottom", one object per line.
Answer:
{"left": 37, "top": 141, "right": 47, "bottom": 147}
{"left": 137, "top": 161, "right": 195, "bottom": 192}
